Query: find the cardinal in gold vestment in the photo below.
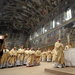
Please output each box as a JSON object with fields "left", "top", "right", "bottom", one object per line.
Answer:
{"left": 8, "top": 47, "right": 17, "bottom": 66}
{"left": 47, "top": 49, "right": 52, "bottom": 62}
{"left": 41, "top": 51, "right": 47, "bottom": 62}
{"left": 65, "top": 42, "right": 72, "bottom": 50}
{"left": 35, "top": 49, "right": 41, "bottom": 65}
{"left": 17, "top": 47, "right": 25, "bottom": 65}
{"left": 26, "top": 49, "right": 35, "bottom": 67}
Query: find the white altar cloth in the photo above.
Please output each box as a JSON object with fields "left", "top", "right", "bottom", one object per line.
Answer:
{"left": 64, "top": 48, "right": 75, "bottom": 66}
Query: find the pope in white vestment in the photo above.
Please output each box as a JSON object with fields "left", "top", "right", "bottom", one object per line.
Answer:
{"left": 52, "top": 40, "right": 64, "bottom": 68}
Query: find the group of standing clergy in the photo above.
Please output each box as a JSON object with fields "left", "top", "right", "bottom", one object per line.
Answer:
{"left": 0, "top": 40, "right": 72, "bottom": 68}
{"left": 0, "top": 46, "right": 42, "bottom": 68}
{"left": 40, "top": 39, "right": 72, "bottom": 68}
{"left": 51, "top": 40, "right": 72, "bottom": 68}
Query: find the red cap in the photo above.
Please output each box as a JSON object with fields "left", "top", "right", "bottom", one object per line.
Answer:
{"left": 57, "top": 39, "right": 61, "bottom": 42}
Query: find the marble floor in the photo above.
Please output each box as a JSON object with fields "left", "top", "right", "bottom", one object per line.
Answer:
{"left": 0, "top": 62, "right": 75, "bottom": 75}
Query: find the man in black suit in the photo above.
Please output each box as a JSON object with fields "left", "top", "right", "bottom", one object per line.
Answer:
{"left": 0, "top": 34, "right": 8, "bottom": 67}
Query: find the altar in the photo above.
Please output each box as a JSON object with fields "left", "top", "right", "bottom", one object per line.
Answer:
{"left": 64, "top": 48, "right": 75, "bottom": 66}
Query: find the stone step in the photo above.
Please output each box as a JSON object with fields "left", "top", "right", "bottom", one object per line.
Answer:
{"left": 45, "top": 67, "right": 75, "bottom": 75}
